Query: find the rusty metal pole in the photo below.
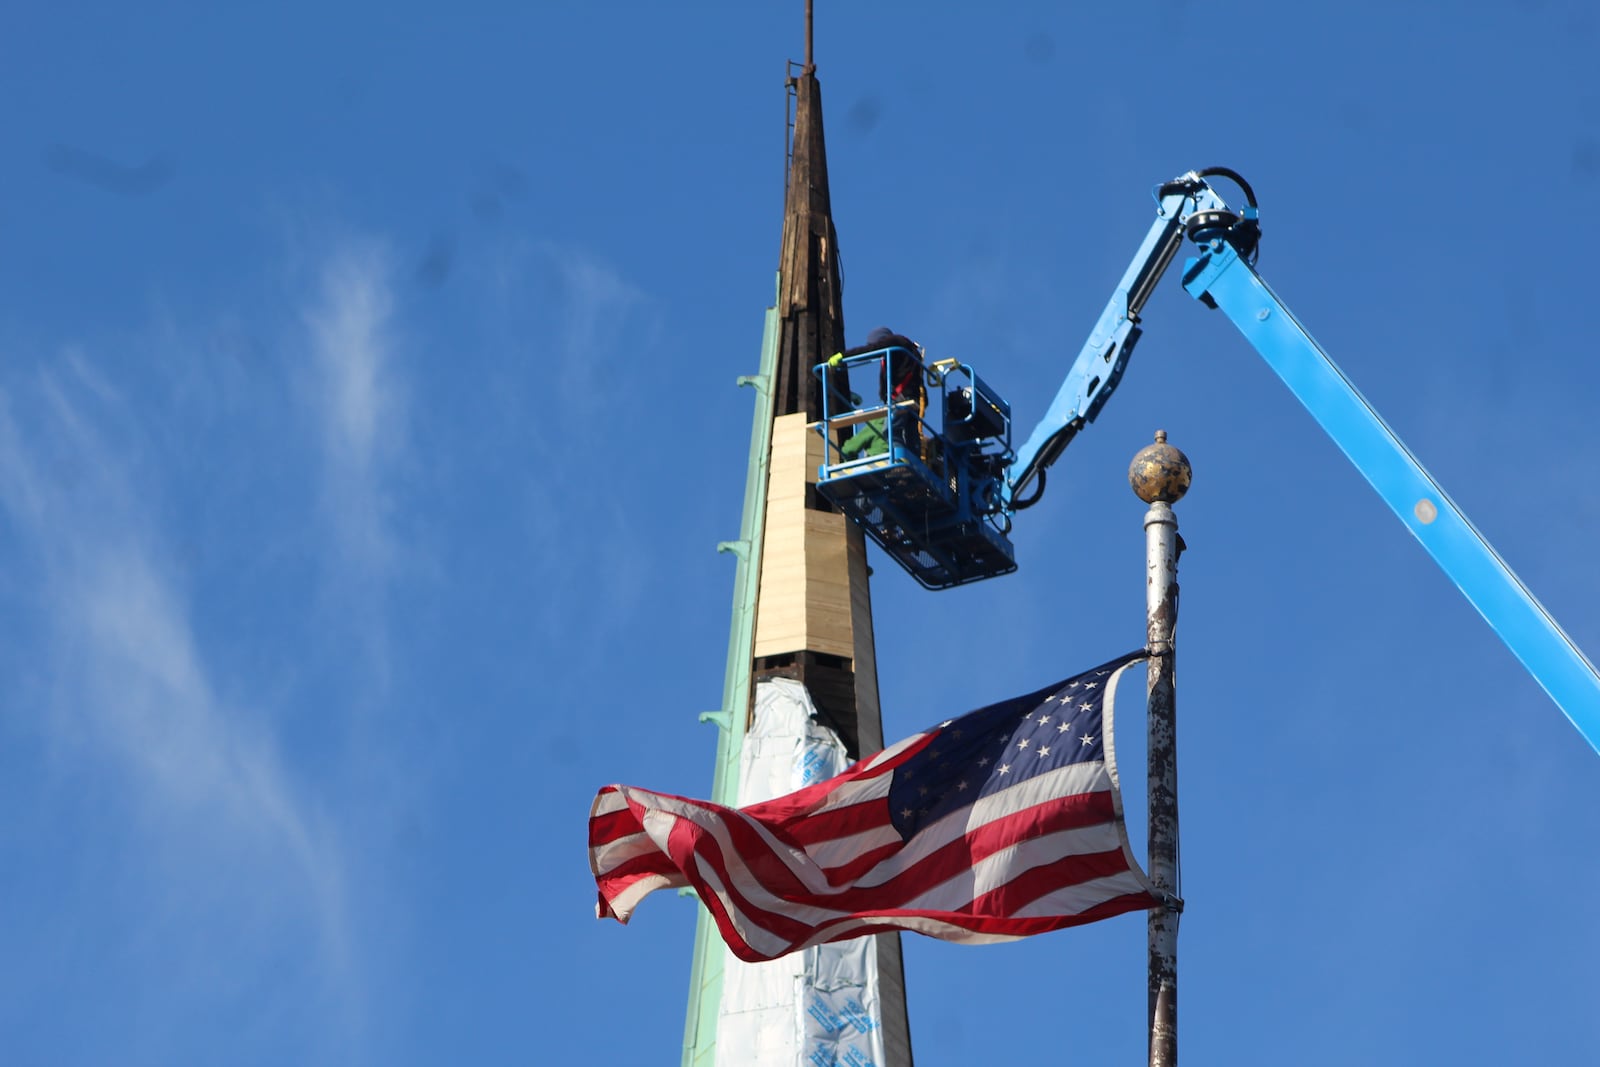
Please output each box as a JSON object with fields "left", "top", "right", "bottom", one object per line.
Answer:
{"left": 1129, "top": 430, "right": 1190, "bottom": 1067}
{"left": 803, "top": 0, "right": 814, "bottom": 72}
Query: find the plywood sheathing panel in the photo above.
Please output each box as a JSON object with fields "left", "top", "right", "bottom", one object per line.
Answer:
{"left": 754, "top": 413, "right": 858, "bottom": 661}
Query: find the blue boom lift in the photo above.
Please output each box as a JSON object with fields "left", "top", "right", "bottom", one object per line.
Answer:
{"left": 813, "top": 167, "right": 1600, "bottom": 755}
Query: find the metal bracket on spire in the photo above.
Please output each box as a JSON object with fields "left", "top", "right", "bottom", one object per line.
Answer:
{"left": 716, "top": 540, "right": 751, "bottom": 560}
{"left": 698, "top": 710, "right": 732, "bottom": 731}
{"left": 736, "top": 374, "right": 769, "bottom": 391}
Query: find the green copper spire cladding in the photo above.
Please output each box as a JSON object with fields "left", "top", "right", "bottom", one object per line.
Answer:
{"left": 680, "top": 297, "right": 780, "bottom": 1067}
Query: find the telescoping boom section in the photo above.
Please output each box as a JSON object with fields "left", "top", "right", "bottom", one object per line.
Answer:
{"left": 811, "top": 169, "right": 1600, "bottom": 754}
{"left": 812, "top": 348, "right": 1015, "bottom": 589}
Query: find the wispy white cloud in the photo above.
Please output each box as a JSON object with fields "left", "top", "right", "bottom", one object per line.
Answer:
{"left": 301, "top": 241, "right": 406, "bottom": 582}
{"left": 545, "top": 243, "right": 657, "bottom": 422}
{"left": 494, "top": 242, "right": 661, "bottom": 648}
{"left": 0, "top": 349, "right": 357, "bottom": 1048}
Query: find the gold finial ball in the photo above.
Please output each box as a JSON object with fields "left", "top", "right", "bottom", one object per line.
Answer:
{"left": 1129, "top": 430, "right": 1191, "bottom": 504}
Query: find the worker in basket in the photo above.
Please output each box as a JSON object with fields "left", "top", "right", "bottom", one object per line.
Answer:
{"left": 828, "top": 326, "right": 926, "bottom": 461}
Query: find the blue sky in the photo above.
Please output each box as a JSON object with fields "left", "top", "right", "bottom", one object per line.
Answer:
{"left": 3, "top": 2, "right": 1598, "bottom": 1064}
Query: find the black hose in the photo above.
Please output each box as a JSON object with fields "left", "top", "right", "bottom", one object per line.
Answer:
{"left": 1196, "top": 166, "right": 1258, "bottom": 208}
{"left": 1194, "top": 167, "right": 1261, "bottom": 263}
{"left": 1012, "top": 468, "right": 1046, "bottom": 510}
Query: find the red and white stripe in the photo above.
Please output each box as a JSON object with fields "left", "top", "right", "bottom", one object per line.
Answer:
{"left": 590, "top": 692, "right": 1157, "bottom": 962}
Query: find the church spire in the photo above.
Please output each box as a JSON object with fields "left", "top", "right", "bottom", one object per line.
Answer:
{"left": 683, "top": 10, "right": 913, "bottom": 1064}
{"left": 751, "top": 14, "right": 915, "bottom": 1058}
{"left": 772, "top": 4, "right": 845, "bottom": 422}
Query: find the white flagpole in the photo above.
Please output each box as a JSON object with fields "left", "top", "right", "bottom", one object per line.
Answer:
{"left": 1130, "top": 430, "right": 1190, "bottom": 1067}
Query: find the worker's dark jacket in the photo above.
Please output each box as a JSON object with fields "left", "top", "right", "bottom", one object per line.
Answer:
{"left": 843, "top": 332, "right": 921, "bottom": 402}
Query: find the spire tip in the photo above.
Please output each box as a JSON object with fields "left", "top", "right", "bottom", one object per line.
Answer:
{"left": 804, "top": 0, "right": 815, "bottom": 73}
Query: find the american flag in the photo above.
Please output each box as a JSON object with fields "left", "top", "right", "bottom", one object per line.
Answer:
{"left": 589, "top": 651, "right": 1160, "bottom": 963}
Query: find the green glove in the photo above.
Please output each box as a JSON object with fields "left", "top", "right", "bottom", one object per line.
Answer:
{"left": 827, "top": 352, "right": 844, "bottom": 367}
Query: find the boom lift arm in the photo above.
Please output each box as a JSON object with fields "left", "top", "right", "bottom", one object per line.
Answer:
{"left": 1011, "top": 168, "right": 1600, "bottom": 755}
{"left": 812, "top": 167, "right": 1599, "bottom": 751}
{"left": 1009, "top": 169, "right": 1250, "bottom": 505}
